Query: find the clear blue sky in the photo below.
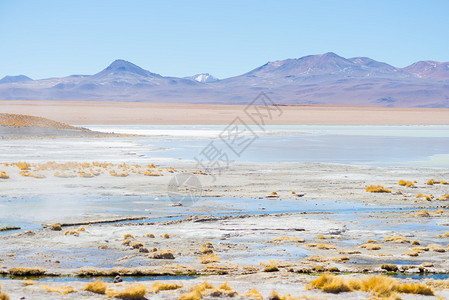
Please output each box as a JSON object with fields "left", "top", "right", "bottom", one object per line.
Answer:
{"left": 1, "top": 0, "right": 448, "bottom": 79}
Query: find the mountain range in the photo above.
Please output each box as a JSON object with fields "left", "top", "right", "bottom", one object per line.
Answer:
{"left": 1, "top": 52, "right": 449, "bottom": 107}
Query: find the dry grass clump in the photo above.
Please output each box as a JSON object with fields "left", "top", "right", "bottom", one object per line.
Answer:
{"left": 178, "top": 282, "right": 216, "bottom": 299}
{"left": 16, "top": 161, "right": 31, "bottom": 170}
{"left": 427, "top": 179, "right": 449, "bottom": 185}
{"left": 365, "top": 185, "right": 391, "bottom": 193}
{"left": 438, "top": 194, "right": 449, "bottom": 200}
{"left": 150, "top": 250, "right": 175, "bottom": 259}
{"left": 359, "top": 243, "right": 381, "bottom": 250}
{"left": 124, "top": 233, "right": 135, "bottom": 239}
{"left": 54, "top": 171, "right": 77, "bottom": 178}
{"left": 439, "top": 232, "right": 449, "bottom": 238}
{"left": 383, "top": 235, "right": 410, "bottom": 244}
{"left": 416, "top": 210, "right": 431, "bottom": 217}
{"left": 199, "top": 244, "right": 214, "bottom": 254}
{"left": 42, "top": 284, "right": 75, "bottom": 295}
{"left": 411, "top": 240, "right": 421, "bottom": 245}
{"left": 306, "top": 274, "right": 352, "bottom": 293}
{"left": 107, "top": 284, "right": 147, "bottom": 299}
{"left": 109, "top": 170, "right": 129, "bottom": 177}
{"left": 130, "top": 242, "right": 144, "bottom": 249}
{"left": 427, "top": 243, "right": 446, "bottom": 252}
{"left": 415, "top": 193, "right": 433, "bottom": 201}
{"left": 145, "top": 233, "right": 155, "bottom": 238}
{"left": 48, "top": 223, "right": 62, "bottom": 231}
{"left": 23, "top": 280, "right": 34, "bottom": 286}
{"left": 143, "top": 170, "right": 163, "bottom": 176}
{"left": 151, "top": 282, "right": 183, "bottom": 293}
{"left": 366, "top": 239, "right": 377, "bottom": 243}
{"left": 8, "top": 267, "right": 46, "bottom": 276}
{"left": 331, "top": 256, "right": 350, "bottom": 262}
{"left": 64, "top": 226, "right": 85, "bottom": 236}
{"left": 84, "top": 280, "right": 107, "bottom": 294}
{"left": 398, "top": 180, "right": 415, "bottom": 187}
{"left": 404, "top": 251, "right": 420, "bottom": 257}
{"left": 411, "top": 246, "right": 429, "bottom": 253}
{"left": 307, "top": 274, "right": 433, "bottom": 297}
{"left": 272, "top": 236, "right": 305, "bottom": 243}
{"left": 244, "top": 288, "right": 263, "bottom": 299}
{"left": 0, "top": 284, "right": 9, "bottom": 300}
{"left": 315, "top": 243, "right": 336, "bottom": 250}
{"left": 19, "top": 170, "right": 46, "bottom": 178}
{"left": 381, "top": 264, "right": 398, "bottom": 272}
{"left": 0, "top": 293, "right": 9, "bottom": 300}
{"left": 338, "top": 250, "right": 361, "bottom": 254}
{"left": 199, "top": 253, "right": 220, "bottom": 264}
{"left": 0, "top": 171, "right": 9, "bottom": 179}
{"left": 163, "top": 233, "right": 170, "bottom": 238}
{"left": 122, "top": 239, "right": 132, "bottom": 246}
{"left": 202, "top": 264, "right": 237, "bottom": 274}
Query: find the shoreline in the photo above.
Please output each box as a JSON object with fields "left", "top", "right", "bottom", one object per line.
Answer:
{"left": 2, "top": 100, "right": 449, "bottom": 125}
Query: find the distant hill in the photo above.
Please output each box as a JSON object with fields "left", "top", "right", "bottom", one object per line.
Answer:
{"left": 0, "top": 75, "right": 32, "bottom": 84}
{"left": 0, "top": 53, "right": 448, "bottom": 107}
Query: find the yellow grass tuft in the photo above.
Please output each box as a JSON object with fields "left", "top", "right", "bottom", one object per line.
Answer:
{"left": 163, "top": 233, "right": 170, "bottom": 239}
{"left": 23, "top": 280, "right": 34, "bottom": 286}
{"left": 178, "top": 289, "right": 202, "bottom": 300}
{"left": 145, "top": 233, "right": 155, "bottom": 238}
{"left": 316, "top": 234, "right": 326, "bottom": 239}
{"left": 338, "top": 250, "right": 361, "bottom": 254}
{"left": 151, "top": 282, "right": 183, "bottom": 293}
{"left": 383, "top": 235, "right": 410, "bottom": 244}
{"left": 200, "top": 253, "right": 220, "bottom": 264}
{"left": 84, "top": 280, "right": 107, "bottom": 294}
{"left": 8, "top": 267, "right": 46, "bottom": 276}
{"left": 428, "top": 243, "right": 446, "bottom": 252}
{"left": 124, "top": 233, "right": 135, "bottom": 239}
{"left": 48, "top": 223, "right": 62, "bottom": 231}
{"left": 151, "top": 250, "right": 175, "bottom": 259}
{"left": 16, "top": 161, "right": 31, "bottom": 170}
{"left": 0, "top": 171, "right": 9, "bottom": 179}
{"left": 397, "top": 283, "right": 434, "bottom": 295}
{"left": 411, "top": 240, "right": 421, "bottom": 245}
{"left": 404, "top": 251, "right": 420, "bottom": 257}
{"left": 0, "top": 293, "right": 9, "bottom": 300}
{"left": 360, "top": 243, "right": 381, "bottom": 250}
{"left": 199, "top": 245, "right": 214, "bottom": 254}
{"left": 365, "top": 185, "right": 391, "bottom": 193}
{"left": 270, "top": 191, "right": 278, "bottom": 195}
{"left": 416, "top": 210, "right": 431, "bottom": 217}
{"left": 42, "top": 284, "right": 74, "bottom": 295}
{"left": 307, "top": 274, "right": 434, "bottom": 297}
{"left": 130, "top": 242, "right": 144, "bottom": 249}
{"left": 315, "top": 243, "right": 336, "bottom": 250}
{"left": 272, "top": 236, "right": 305, "bottom": 243}
{"left": 306, "top": 274, "right": 352, "bottom": 293}
{"left": 366, "top": 239, "right": 377, "bottom": 243}
{"left": 438, "top": 194, "right": 449, "bottom": 200}
{"left": 108, "top": 284, "right": 147, "bottom": 299}
{"left": 398, "top": 180, "right": 415, "bottom": 187}
{"left": 244, "top": 288, "right": 263, "bottom": 299}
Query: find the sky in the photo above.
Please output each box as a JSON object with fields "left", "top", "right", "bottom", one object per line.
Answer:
{"left": 1, "top": 0, "right": 448, "bottom": 80}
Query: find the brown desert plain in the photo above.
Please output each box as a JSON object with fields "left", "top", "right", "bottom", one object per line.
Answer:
{"left": 2, "top": 100, "right": 449, "bottom": 125}
{"left": 1, "top": 100, "right": 449, "bottom": 300}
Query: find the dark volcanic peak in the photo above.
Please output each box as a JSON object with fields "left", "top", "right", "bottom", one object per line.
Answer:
{"left": 94, "top": 59, "right": 161, "bottom": 78}
{"left": 0, "top": 75, "right": 33, "bottom": 84}
{"left": 402, "top": 61, "right": 449, "bottom": 80}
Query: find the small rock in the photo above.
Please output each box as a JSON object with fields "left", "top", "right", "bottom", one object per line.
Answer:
{"left": 114, "top": 275, "right": 122, "bottom": 283}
